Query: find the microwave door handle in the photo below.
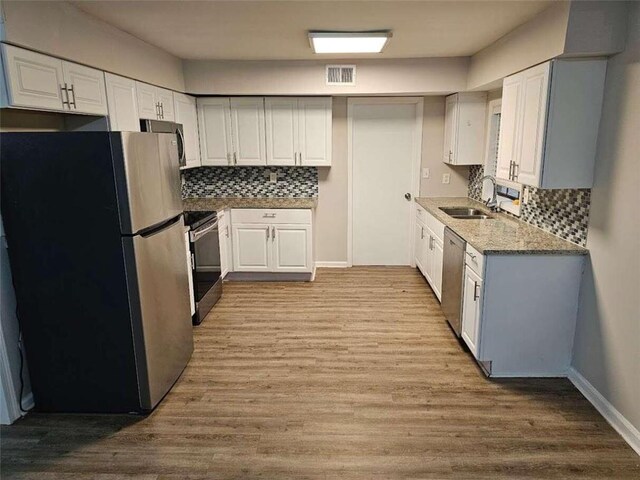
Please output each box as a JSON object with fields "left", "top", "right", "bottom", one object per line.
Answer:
{"left": 177, "top": 128, "right": 186, "bottom": 166}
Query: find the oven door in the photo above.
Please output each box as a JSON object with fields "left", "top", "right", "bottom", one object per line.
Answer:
{"left": 190, "top": 219, "right": 222, "bottom": 324}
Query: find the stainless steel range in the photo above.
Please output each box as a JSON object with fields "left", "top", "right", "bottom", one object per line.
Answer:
{"left": 184, "top": 211, "right": 222, "bottom": 325}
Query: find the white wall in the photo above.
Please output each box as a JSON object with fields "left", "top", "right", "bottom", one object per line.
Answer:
{"left": 572, "top": 0, "right": 640, "bottom": 437}
{"left": 1, "top": 1, "right": 185, "bottom": 91}
{"left": 184, "top": 58, "right": 469, "bottom": 96}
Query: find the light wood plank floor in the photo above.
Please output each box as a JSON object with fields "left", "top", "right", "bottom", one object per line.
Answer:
{"left": 2, "top": 267, "right": 639, "bottom": 479}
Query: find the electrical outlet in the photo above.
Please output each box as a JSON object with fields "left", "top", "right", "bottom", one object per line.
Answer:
{"left": 442, "top": 173, "right": 450, "bottom": 184}
{"left": 269, "top": 172, "right": 278, "bottom": 183}
{"left": 523, "top": 187, "right": 531, "bottom": 204}
{"left": 422, "top": 168, "right": 430, "bottom": 179}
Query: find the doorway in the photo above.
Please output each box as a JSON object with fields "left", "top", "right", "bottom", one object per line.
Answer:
{"left": 348, "top": 98, "right": 423, "bottom": 266}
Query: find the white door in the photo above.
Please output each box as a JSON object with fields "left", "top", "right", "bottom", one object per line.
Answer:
{"left": 174, "top": 93, "right": 201, "bottom": 168}
{"left": 350, "top": 99, "right": 422, "bottom": 266}
{"left": 1, "top": 44, "right": 65, "bottom": 110}
{"left": 232, "top": 223, "right": 271, "bottom": 272}
{"left": 62, "top": 61, "right": 108, "bottom": 115}
{"left": 156, "top": 87, "right": 175, "bottom": 122}
{"left": 230, "top": 98, "right": 266, "bottom": 166}
{"left": 272, "top": 224, "right": 312, "bottom": 272}
{"left": 298, "top": 97, "right": 332, "bottom": 166}
{"left": 265, "top": 98, "right": 298, "bottom": 166}
{"left": 415, "top": 220, "right": 427, "bottom": 275}
{"left": 198, "top": 98, "right": 233, "bottom": 166}
{"left": 516, "top": 62, "right": 551, "bottom": 187}
{"left": 496, "top": 75, "right": 522, "bottom": 182}
{"left": 461, "top": 266, "right": 483, "bottom": 357}
{"left": 217, "top": 212, "right": 229, "bottom": 278}
{"left": 443, "top": 95, "right": 457, "bottom": 164}
{"left": 105, "top": 73, "right": 140, "bottom": 131}
{"left": 431, "top": 237, "right": 444, "bottom": 301}
{"left": 136, "top": 81, "right": 158, "bottom": 120}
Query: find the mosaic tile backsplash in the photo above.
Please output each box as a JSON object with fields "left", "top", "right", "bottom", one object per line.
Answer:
{"left": 467, "top": 166, "right": 591, "bottom": 247}
{"left": 182, "top": 166, "right": 318, "bottom": 198}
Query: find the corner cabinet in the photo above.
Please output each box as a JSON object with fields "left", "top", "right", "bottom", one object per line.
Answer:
{"left": 443, "top": 92, "right": 487, "bottom": 165}
{"left": 1, "top": 44, "right": 107, "bottom": 115}
{"left": 174, "top": 92, "right": 201, "bottom": 169}
{"left": 496, "top": 59, "right": 607, "bottom": 189}
{"left": 230, "top": 209, "right": 313, "bottom": 274}
{"left": 415, "top": 206, "right": 444, "bottom": 301}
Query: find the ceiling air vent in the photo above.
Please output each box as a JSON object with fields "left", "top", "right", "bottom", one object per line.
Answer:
{"left": 326, "top": 65, "right": 356, "bottom": 86}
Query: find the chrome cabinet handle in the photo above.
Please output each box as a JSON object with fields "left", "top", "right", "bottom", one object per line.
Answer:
{"left": 60, "top": 84, "right": 70, "bottom": 108}
{"left": 299, "top": 151, "right": 303, "bottom": 164}
{"left": 225, "top": 225, "right": 229, "bottom": 238}
{"left": 474, "top": 281, "right": 480, "bottom": 301}
{"left": 233, "top": 152, "right": 237, "bottom": 165}
{"left": 468, "top": 253, "right": 477, "bottom": 260}
{"left": 263, "top": 213, "right": 276, "bottom": 218}
{"left": 430, "top": 235, "right": 434, "bottom": 250}
{"left": 161, "top": 102, "right": 165, "bottom": 119}
{"left": 68, "top": 84, "right": 76, "bottom": 108}
{"left": 271, "top": 226, "right": 275, "bottom": 241}
{"left": 420, "top": 226, "right": 424, "bottom": 240}
{"left": 513, "top": 163, "right": 519, "bottom": 180}
{"left": 156, "top": 102, "right": 161, "bottom": 119}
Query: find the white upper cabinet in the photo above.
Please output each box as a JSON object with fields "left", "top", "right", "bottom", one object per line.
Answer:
{"left": 135, "top": 82, "right": 174, "bottom": 121}
{"left": 1, "top": 44, "right": 107, "bottom": 115}
{"left": 173, "top": 92, "right": 201, "bottom": 169}
{"left": 497, "top": 59, "right": 607, "bottom": 189}
{"left": 156, "top": 87, "right": 175, "bottom": 122}
{"left": 61, "top": 61, "right": 108, "bottom": 115}
{"left": 230, "top": 97, "right": 266, "bottom": 166}
{"left": 105, "top": 73, "right": 140, "bottom": 131}
{"left": 265, "top": 98, "right": 298, "bottom": 166}
{"left": 443, "top": 92, "right": 486, "bottom": 166}
{"left": 197, "top": 97, "right": 233, "bottom": 166}
{"left": 298, "top": 97, "right": 332, "bottom": 166}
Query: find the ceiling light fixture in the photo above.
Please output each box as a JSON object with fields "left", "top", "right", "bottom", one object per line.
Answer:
{"left": 308, "top": 31, "right": 392, "bottom": 54}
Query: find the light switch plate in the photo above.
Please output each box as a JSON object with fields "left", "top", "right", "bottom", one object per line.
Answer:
{"left": 422, "top": 168, "right": 430, "bottom": 179}
{"left": 442, "top": 173, "right": 450, "bottom": 184}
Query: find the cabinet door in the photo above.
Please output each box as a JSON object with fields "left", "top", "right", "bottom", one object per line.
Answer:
{"left": 184, "top": 230, "right": 196, "bottom": 316}
{"left": 415, "top": 220, "right": 427, "bottom": 275}
{"left": 265, "top": 98, "right": 298, "bottom": 166}
{"left": 431, "top": 237, "right": 444, "bottom": 301}
{"left": 197, "top": 98, "right": 233, "bottom": 166}
{"left": 174, "top": 93, "right": 201, "bottom": 168}
{"left": 272, "top": 224, "right": 312, "bottom": 273}
{"left": 298, "top": 97, "right": 332, "bottom": 166}
{"left": 136, "top": 81, "right": 159, "bottom": 120}
{"left": 62, "top": 61, "right": 108, "bottom": 115}
{"left": 423, "top": 228, "right": 435, "bottom": 287}
{"left": 497, "top": 74, "right": 522, "bottom": 181}
{"left": 230, "top": 98, "right": 266, "bottom": 166}
{"left": 443, "top": 95, "right": 457, "bottom": 164}
{"left": 217, "top": 213, "right": 229, "bottom": 278}
{"left": 105, "top": 73, "right": 140, "bottom": 132}
{"left": 516, "top": 62, "right": 551, "bottom": 187}
{"left": 232, "top": 223, "right": 271, "bottom": 272}
{"left": 156, "top": 87, "right": 175, "bottom": 122}
{"left": 1, "top": 44, "right": 65, "bottom": 110}
{"left": 461, "top": 266, "right": 483, "bottom": 357}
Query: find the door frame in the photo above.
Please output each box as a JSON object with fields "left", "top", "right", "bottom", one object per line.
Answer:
{"left": 347, "top": 97, "right": 424, "bottom": 267}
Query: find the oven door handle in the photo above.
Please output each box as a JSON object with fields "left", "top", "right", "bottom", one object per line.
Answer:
{"left": 190, "top": 220, "right": 219, "bottom": 242}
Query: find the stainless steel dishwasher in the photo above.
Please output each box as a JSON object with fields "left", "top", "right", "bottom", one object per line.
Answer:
{"left": 441, "top": 227, "right": 466, "bottom": 337}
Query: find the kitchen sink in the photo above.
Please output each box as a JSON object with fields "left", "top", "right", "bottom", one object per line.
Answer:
{"left": 439, "top": 207, "right": 494, "bottom": 220}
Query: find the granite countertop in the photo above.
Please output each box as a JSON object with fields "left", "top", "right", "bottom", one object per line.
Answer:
{"left": 183, "top": 197, "right": 318, "bottom": 211}
{"left": 415, "top": 197, "right": 588, "bottom": 256}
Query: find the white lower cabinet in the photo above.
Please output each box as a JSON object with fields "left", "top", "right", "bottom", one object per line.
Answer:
{"left": 230, "top": 209, "right": 313, "bottom": 274}
{"left": 415, "top": 206, "right": 444, "bottom": 301}
{"left": 461, "top": 265, "right": 482, "bottom": 357}
{"left": 217, "top": 209, "right": 231, "bottom": 278}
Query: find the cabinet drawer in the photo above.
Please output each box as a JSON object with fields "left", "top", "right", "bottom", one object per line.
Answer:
{"left": 424, "top": 210, "right": 445, "bottom": 243}
{"left": 465, "top": 243, "right": 484, "bottom": 276}
{"left": 231, "top": 208, "right": 311, "bottom": 225}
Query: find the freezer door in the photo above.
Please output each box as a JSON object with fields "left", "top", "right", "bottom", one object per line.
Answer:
{"left": 115, "top": 132, "right": 182, "bottom": 234}
{"left": 125, "top": 216, "right": 193, "bottom": 410}
{"left": 158, "top": 133, "right": 183, "bottom": 220}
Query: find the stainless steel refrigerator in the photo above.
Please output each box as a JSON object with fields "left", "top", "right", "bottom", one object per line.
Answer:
{"left": 1, "top": 131, "right": 193, "bottom": 413}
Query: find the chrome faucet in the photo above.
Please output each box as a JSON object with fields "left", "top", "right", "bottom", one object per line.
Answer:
{"left": 480, "top": 175, "right": 498, "bottom": 211}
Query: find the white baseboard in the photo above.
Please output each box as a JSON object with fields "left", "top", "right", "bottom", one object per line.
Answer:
{"left": 315, "top": 261, "right": 349, "bottom": 268}
{"left": 568, "top": 367, "right": 640, "bottom": 456}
